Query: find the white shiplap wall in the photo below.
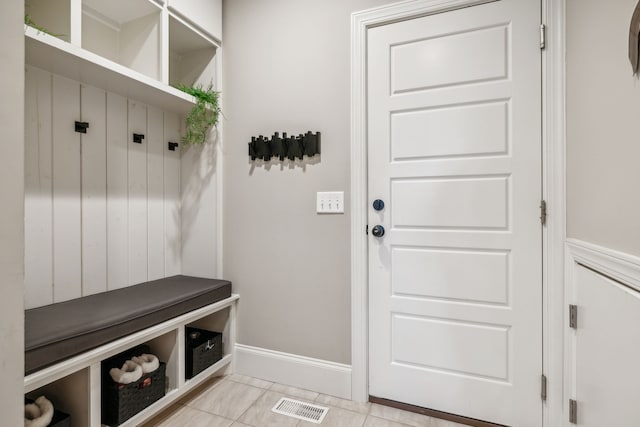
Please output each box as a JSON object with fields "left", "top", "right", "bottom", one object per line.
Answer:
{"left": 24, "top": 65, "right": 185, "bottom": 309}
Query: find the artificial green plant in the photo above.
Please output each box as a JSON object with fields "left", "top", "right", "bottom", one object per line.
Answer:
{"left": 177, "top": 83, "right": 221, "bottom": 146}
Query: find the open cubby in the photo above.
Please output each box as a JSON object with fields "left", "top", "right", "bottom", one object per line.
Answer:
{"left": 186, "top": 306, "right": 231, "bottom": 358}
{"left": 25, "top": 368, "right": 90, "bottom": 427}
{"left": 82, "top": 0, "right": 162, "bottom": 80}
{"left": 144, "top": 330, "right": 180, "bottom": 393}
{"left": 169, "top": 12, "right": 218, "bottom": 88}
{"left": 25, "top": 0, "right": 71, "bottom": 42}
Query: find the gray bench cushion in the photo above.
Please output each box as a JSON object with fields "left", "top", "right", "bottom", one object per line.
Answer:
{"left": 25, "top": 275, "right": 231, "bottom": 375}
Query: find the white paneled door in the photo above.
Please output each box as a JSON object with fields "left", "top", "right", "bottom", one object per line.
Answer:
{"left": 367, "top": 1, "right": 542, "bottom": 425}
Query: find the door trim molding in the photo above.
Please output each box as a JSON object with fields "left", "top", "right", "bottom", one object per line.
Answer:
{"left": 349, "top": 1, "right": 566, "bottom": 426}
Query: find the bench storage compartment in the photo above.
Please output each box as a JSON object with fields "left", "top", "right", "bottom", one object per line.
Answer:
{"left": 24, "top": 276, "right": 237, "bottom": 427}
{"left": 185, "top": 327, "right": 223, "bottom": 379}
{"left": 102, "top": 345, "right": 166, "bottom": 426}
{"left": 25, "top": 275, "right": 231, "bottom": 374}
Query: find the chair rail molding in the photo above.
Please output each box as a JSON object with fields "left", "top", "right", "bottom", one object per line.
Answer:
{"left": 566, "top": 239, "right": 640, "bottom": 294}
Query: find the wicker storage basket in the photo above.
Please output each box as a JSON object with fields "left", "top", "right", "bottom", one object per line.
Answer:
{"left": 185, "top": 327, "right": 223, "bottom": 379}
{"left": 101, "top": 344, "right": 166, "bottom": 426}
{"left": 25, "top": 398, "right": 71, "bottom": 427}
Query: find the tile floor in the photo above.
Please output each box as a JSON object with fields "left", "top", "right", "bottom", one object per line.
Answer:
{"left": 143, "top": 374, "right": 468, "bottom": 427}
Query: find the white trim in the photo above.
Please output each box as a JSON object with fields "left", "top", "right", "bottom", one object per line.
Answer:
{"left": 350, "top": 1, "right": 567, "bottom": 425}
{"left": 542, "top": 1, "right": 566, "bottom": 426}
{"left": 216, "top": 44, "right": 224, "bottom": 278}
{"left": 567, "top": 239, "right": 640, "bottom": 294}
{"left": 234, "top": 344, "right": 352, "bottom": 400}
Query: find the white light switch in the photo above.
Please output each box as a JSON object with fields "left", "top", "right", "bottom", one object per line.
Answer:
{"left": 317, "top": 191, "right": 344, "bottom": 214}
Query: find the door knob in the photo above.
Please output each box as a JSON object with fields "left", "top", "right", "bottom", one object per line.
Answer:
{"left": 372, "top": 225, "right": 385, "bottom": 237}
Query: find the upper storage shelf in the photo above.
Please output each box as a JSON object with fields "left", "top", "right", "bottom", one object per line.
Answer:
{"left": 25, "top": 0, "right": 71, "bottom": 43}
{"left": 25, "top": 27, "right": 195, "bottom": 115}
{"left": 82, "top": 0, "right": 162, "bottom": 81}
{"left": 23, "top": 0, "right": 221, "bottom": 114}
{"left": 169, "top": 12, "right": 218, "bottom": 89}
{"left": 168, "top": 0, "right": 222, "bottom": 42}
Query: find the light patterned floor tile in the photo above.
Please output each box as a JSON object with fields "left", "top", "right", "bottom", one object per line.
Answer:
{"left": 298, "top": 405, "right": 366, "bottom": 427}
{"left": 315, "top": 393, "right": 371, "bottom": 414}
{"left": 187, "top": 379, "right": 265, "bottom": 420}
{"left": 230, "top": 423, "right": 253, "bottom": 427}
{"left": 269, "top": 383, "right": 319, "bottom": 401}
{"left": 429, "top": 418, "right": 469, "bottom": 427}
{"left": 145, "top": 405, "right": 233, "bottom": 427}
{"left": 364, "top": 415, "right": 413, "bottom": 427}
{"left": 237, "top": 390, "right": 301, "bottom": 427}
{"left": 174, "top": 375, "right": 226, "bottom": 406}
{"left": 226, "top": 373, "right": 274, "bottom": 389}
{"left": 370, "top": 403, "right": 432, "bottom": 427}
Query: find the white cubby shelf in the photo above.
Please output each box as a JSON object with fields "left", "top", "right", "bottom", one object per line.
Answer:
{"left": 24, "top": 295, "right": 238, "bottom": 427}
{"left": 25, "top": 27, "right": 194, "bottom": 115}
{"left": 24, "top": 0, "right": 221, "bottom": 115}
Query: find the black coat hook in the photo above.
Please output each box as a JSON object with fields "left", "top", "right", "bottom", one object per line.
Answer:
{"left": 168, "top": 142, "right": 179, "bottom": 151}
{"left": 133, "top": 133, "right": 145, "bottom": 144}
{"left": 248, "top": 131, "right": 321, "bottom": 162}
{"left": 75, "top": 121, "right": 89, "bottom": 134}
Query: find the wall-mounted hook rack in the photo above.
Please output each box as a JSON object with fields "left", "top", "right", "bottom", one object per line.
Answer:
{"left": 133, "top": 133, "right": 145, "bottom": 144}
{"left": 168, "top": 142, "right": 179, "bottom": 151}
{"left": 75, "top": 121, "right": 89, "bottom": 134}
{"left": 248, "top": 131, "right": 320, "bottom": 162}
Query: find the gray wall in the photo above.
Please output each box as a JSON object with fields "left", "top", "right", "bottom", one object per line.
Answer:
{"left": 0, "top": 0, "right": 25, "bottom": 424}
{"left": 567, "top": 0, "right": 640, "bottom": 256}
{"left": 222, "top": 0, "right": 392, "bottom": 364}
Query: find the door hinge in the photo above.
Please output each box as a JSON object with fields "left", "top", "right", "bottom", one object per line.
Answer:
{"left": 569, "top": 304, "right": 578, "bottom": 329}
{"left": 366, "top": 224, "right": 369, "bottom": 235}
{"left": 540, "top": 200, "right": 547, "bottom": 226}
{"left": 541, "top": 374, "right": 547, "bottom": 401}
{"left": 540, "top": 24, "right": 546, "bottom": 50}
{"left": 569, "top": 399, "right": 577, "bottom": 424}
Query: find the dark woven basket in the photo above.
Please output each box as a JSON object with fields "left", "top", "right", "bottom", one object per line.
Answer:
{"left": 186, "top": 327, "right": 223, "bottom": 379}
{"left": 25, "top": 398, "right": 71, "bottom": 427}
{"left": 101, "top": 345, "right": 166, "bottom": 426}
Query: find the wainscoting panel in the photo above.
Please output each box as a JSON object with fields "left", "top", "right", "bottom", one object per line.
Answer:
{"left": 24, "top": 65, "right": 198, "bottom": 308}
{"left": 81, "top": 84, "right": 108, "bottom": 297}
{"left": 567, "top": 239, "right": 640, "bottom": 426}
{"left": 52, "top": 75, "right": 82, "bottom": 303}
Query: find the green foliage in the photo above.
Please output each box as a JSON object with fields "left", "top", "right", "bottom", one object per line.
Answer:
{"left": 24, "top": 14, "right": 60, "bottom": 37}
{"left": 177, "top": 83, "right": 221, "bottom": 146}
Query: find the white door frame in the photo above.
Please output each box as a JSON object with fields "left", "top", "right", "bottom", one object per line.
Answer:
{"left": 349, "top": 0, "right": 567, "bottom": 425}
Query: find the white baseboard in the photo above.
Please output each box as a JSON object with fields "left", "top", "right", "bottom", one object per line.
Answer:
{"left": 234, "top": 344, "right": 352, "bottom": 400}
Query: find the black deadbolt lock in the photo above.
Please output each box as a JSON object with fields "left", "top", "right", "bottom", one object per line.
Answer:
{"left": 373, "top": 199, "right": 385, "bottom": 211}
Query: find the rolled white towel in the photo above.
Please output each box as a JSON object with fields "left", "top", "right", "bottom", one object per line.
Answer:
{"left": 131, "top": 354, "right": 160, "bottom": 374}
{"left": 109, "top": 360, "right": 143, "bottom": 384}
{"left": 24, "top": 396, "right": 54, "bottom": 427}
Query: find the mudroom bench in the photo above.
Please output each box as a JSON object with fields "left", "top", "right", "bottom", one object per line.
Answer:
{"left": 24, "top": 276, "right": 239, "bottom": 427}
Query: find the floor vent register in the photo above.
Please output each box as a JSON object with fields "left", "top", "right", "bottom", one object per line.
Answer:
{"left": 271, "top": 397, "right": 329, "bottom": 424}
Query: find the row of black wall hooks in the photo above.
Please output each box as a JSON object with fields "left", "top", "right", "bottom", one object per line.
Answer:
{"left": 248, "top": 131, "right": 321, "bottom": 161}
{"left": 74, "top": 121, "right": 180, "bottom": 151}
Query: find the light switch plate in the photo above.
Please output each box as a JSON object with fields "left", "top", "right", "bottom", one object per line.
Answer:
{"left": 317, "top": 191, "right": 344, "bottom": 214}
